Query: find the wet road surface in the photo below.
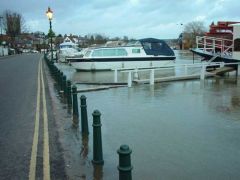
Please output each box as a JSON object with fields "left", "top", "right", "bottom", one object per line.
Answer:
{"left": 0, "top": 54, "right": 66, "bottom": 180}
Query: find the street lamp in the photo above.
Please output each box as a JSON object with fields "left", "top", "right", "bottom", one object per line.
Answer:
{"left": 46, "top": 7, "right": 53, "bottom": 61}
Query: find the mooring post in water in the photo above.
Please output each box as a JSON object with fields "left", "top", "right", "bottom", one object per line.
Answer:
{"left": 117, "top": 145, "right": 133, "bottom": 180}
{"left": 114, "top": 69, "right": 118, "bottom": 83}
{"left": 200, "top": 64, "right": 206, "bottom": 80}
{"left": 72, "top": 85, "right": 79, "bottom": 127}
{"left": 92, "top": 110, "right": 104, "bottom": 165}
{"left": 66, "top": 80, "right": 72, "bottom": 105}
{"left": 80, "top": 95, "right": 89, "bottom": 135}
{"left": 150, "top": 69, "right": 155, "bottom": 85}
{"left": 128, "top": 71, "right": 132, "bottom": 88}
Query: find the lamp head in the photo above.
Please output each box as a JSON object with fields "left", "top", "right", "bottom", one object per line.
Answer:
{"left": 46, "top": 7, "right": 53, "bottom": 20}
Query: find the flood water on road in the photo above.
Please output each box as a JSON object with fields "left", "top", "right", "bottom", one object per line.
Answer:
{"left": 57, "top": 51, "right": 240, "bottom": 179}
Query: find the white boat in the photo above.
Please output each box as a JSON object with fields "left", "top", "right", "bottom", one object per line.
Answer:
{"left": 67, "top": 38, "right": 176, "bottom": 71}
{"left": 58, "top": 42, "right": 83, "bottom": 62}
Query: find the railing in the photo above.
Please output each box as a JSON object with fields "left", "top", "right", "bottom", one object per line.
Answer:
{"left": 196, "top": 36, "right": 233, "bottom": 57}
{"left": 113, "top": 62, "right": 240, "bottom": 87}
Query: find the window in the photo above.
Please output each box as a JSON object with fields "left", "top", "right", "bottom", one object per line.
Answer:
{"left": 84, "top": 50, "right": 91, "bottom": 57}
{"left": 132, "top": 49, "right": 141, "bottom": 53}
{"left": 102, "top": 49, "right": 116, "bottom": 56}
{"left": 92, "top": 49, "right": 103, "bottom": 57}
{"left": 116, "top": 49, "right": 128, "bottom": 56}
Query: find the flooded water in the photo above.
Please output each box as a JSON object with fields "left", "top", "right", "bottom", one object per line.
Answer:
{"left": 58, "top": 50, "right": 240, "bottom": 179}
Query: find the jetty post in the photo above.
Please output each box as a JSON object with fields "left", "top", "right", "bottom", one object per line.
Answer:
{"left": 150, "top": 69, "right": 155, "bottom": 85}
{"left": 200, "top": 64, "right": 206, "bottom": 80}
{"left": 128, "top": 72, "right": 132, "bottom": 88}
{"left": 114, "top": 69, "right": 118, "bottom": 83}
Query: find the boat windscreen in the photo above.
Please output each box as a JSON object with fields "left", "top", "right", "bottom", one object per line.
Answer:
{"left": 139, "top": 38, "right": 175, "bottom": 56}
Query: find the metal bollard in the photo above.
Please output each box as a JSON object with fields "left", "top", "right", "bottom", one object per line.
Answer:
{"left": 80, "top": 95, "right": 89, "bottom": 135}
{"left": 72, "top": 85, "right": 79, "bottom": 127}
{"left": 60, "top": 72, "right": 64, "bottom": 90}
{"left": 57, "top": 70, "right": 61, "bottom": 84}
{"left": 117, "top": 145, "right": 133, "bottom": 180}
{"left": 92, "top": 110, "right": 104, "bottom": 165}
{"left": 66, "top": 80, "right": 72, "bottom": 105}
{"left": 62, "top": 75, "right": 67, "bottom": 94}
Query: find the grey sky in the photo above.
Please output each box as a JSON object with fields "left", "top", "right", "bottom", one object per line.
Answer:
{"left": 0, "top": 0, "right": 239, "bottom": 39}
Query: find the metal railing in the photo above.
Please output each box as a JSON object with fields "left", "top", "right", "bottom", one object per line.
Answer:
{"left": 196, "top": 36, "right": 233, "bottom": 57}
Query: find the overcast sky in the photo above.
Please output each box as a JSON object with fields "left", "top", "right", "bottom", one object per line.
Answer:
{"left": 0, "top": 0, "right": 239, "bottom": 39}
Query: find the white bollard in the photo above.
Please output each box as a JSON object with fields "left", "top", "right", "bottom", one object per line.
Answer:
{"left": 200, "top": 64, "right": 206, "bottom": 80}
{"left": 114, "top": 69, "right": 118, "bottom": 83}
{"left": 128, "top": 71, "right": 132, "bottom": 88}
{"left": 150, "top": 69, "right": 155, "bottom": 85}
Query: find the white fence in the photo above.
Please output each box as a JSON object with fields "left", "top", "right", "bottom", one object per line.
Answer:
{"left": 113, "top": 62, "right": 240, "bottom": 87}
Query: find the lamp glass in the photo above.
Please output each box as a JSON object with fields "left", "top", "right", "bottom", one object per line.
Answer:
{"left": 46, "top": 7, "right": 53, "bottom": 20}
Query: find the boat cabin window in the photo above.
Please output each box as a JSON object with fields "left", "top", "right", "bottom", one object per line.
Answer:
{"left": 85, "top": 50, "right": 91, "bottom": 57}
{"left": 141, "top": 40, "right": 174, "bottom": 56}
{"left": 132, "top": 49, "right": 141, "bottom": 53}
{"left": 92, "top": 48, "right": 127, "bottom": 57}
{"left": 234, "top": 38, "right": 240, "bottom": 51}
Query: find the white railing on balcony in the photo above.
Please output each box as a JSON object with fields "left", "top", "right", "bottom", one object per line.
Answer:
{"left": 196, "top": 36, "right": 233, "bottom": 57}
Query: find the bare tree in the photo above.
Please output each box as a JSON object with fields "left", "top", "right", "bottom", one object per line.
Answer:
{"left": 2, "top": 10, "right": 25, "bottom": 47}
{"left": 183, "top": 21, "right": 206, "bottom": 49}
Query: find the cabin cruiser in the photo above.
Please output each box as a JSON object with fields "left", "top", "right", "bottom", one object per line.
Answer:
{"left": 58, "top": 42, "right": 83, "bottom": 62}
{"left": 67, "top": 38, "right": 176, "bottom": 71}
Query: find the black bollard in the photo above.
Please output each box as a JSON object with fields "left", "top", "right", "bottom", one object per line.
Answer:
{"left": 72, "top": 85, "right": 79, "bottom": 127}
{"left": 92, "top": 110, "right": 104, "bottom": 165}
{"left": 117, "top": 145, "right": 133, "bottom": 180}
{"left": 80, "top": 95, "right": 89, "bottom": 135}
{"left": 66, "top": 80, "right": 72, "bottom": 105}
{"left": 61, "top": 74, "right": 66, "bottom": 92}
{"left": 57, "top": 70, "right": 61, "bottom": 84}
{"left": 62, "top": 75, "right": 67, "bottom": 95}
{"left": 60, "top": 72, "right": 64, "bottom": 90}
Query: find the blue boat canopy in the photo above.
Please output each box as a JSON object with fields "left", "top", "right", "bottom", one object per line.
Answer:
{"left": 139, "top": 38, "right": 175, "bottom": 56}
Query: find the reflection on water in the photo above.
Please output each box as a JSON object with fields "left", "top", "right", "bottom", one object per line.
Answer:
{"left": 57, "top": 50, "right": 240, "bottom": 179}
{"left": 79, "top": 77, "right": 240, "bottom": 180}
{"left": 93, "top": 165, "right": 103, "bottom": 180}
{"left": 80, "top": 134, "right": 89, "bottom": 159}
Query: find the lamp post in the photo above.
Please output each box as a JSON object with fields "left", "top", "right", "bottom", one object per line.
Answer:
{"left": 46, "top": 7, "right": 53, "bottom": 61}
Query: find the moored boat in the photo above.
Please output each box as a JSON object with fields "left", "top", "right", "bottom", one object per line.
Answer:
{"left": 67, "top": 38, "right": 176, "bottom": 71}
{"left": 58, "top": 41, "right": 83, "bottom": 62}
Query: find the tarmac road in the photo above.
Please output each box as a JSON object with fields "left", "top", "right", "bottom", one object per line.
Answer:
{"left": 0, "top": 54, "right": 66, "bottom": 180}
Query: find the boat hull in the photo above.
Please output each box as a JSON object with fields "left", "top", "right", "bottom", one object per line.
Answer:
{"left": 191, "top": 48, "right": 240, "bottom": 63}
{"left": 68, "top": 57, "right": 176, "bottom": 71}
